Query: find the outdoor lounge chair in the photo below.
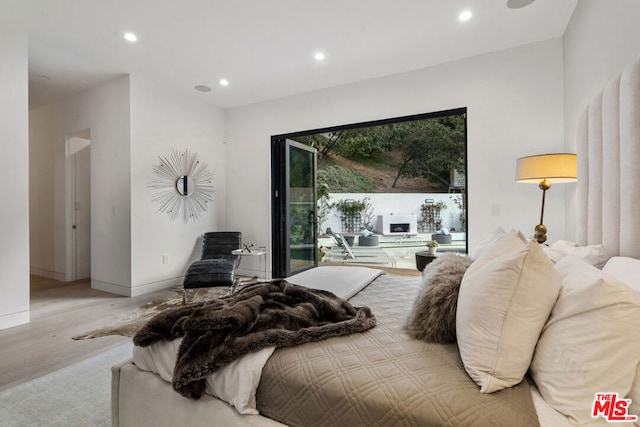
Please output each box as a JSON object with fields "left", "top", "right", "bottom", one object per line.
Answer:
{"left": 325, "top": 228, "right": 396, "bottom": 267}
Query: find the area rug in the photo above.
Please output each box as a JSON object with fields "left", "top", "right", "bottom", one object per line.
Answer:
{"left": 0, "top": 341, "right": 133, "bottom": 427}
{"left": 72, "top": 284, "right": 240, "bottom": 340}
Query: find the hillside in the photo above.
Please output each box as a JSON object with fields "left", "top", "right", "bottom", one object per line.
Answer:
{"left": 320, "top": 150, "right": 448, "bottom": 193}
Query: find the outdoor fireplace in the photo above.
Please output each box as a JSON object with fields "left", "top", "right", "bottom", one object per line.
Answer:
{"left": 389, "top": 223, "right": 410, "bottom": 233}
{"left": 376, "top": 214, "right": 417, "bottom": 235}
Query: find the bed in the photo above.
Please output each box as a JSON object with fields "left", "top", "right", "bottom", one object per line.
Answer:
{"left": 112, "top": 56, "right": 640, "bottom": 427}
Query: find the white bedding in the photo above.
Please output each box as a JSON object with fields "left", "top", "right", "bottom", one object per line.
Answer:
{"left": 134, "top": 338, "right": 275, "bottom": 414}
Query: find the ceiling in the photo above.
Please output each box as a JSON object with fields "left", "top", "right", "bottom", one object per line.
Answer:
{"left": 0, "top": 0, "right": 578, "bottom": 110}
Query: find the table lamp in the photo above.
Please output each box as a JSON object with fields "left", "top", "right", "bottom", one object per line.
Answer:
{"left": 515, "top": 153, "right": 577, "bottom": 244}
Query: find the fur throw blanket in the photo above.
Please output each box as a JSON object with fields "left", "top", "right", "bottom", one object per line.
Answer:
{"left": 133, "top": 279, "right": 376, "bottom": 399}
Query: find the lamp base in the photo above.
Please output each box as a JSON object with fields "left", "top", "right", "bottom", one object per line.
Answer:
{"left": 534, "top": 224, "right": 547, "bottom": 244}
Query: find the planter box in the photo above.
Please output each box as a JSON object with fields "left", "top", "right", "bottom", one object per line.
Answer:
{"left": 358, "top": 235, "right": 379, "bottom": 246}
{"left": 431, "top": 234, "right": 452, "bottom": 245}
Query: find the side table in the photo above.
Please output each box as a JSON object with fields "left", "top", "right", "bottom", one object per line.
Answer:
{"left": 415, "top": 251, "right": 437, "bottom": 272}
{"left": 232, "top": 248, "right": 267, "bottom": 281}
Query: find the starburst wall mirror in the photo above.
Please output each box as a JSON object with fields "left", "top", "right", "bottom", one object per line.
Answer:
{"left": 149, "top": 148, "right": 214, "bottom": 222}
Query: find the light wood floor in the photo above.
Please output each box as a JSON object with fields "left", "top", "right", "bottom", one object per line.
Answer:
{"left": 0, "top": 275, "right": 180, "bottom": 392}
{"left": 0, "top": 266, "right": 419, "bottom": 392}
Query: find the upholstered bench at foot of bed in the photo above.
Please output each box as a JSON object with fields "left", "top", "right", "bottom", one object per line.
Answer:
{"left": 111, "top": 359, "right": 286, "bottom": 427}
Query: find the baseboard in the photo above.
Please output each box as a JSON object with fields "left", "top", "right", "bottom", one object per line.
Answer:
{"left": 92, "top": 277, "right": 182, "bottom": 297}
{"left": 130, "top": 277, "right": 182, "bottom": 297}
{"left": 0, "top": 310, "right": 30, "bottom": 330}
{"left": 30, "top": 266, "right": 66, "bottom": 282}
{"left": 92, "top": 280, "right": 132, "bottom": 296}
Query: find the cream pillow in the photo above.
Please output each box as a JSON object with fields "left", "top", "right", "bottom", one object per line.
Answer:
{"left": 456, "top": 239, "right": 560, "bottom": 393}
{"left": 530, "top": 256, "right": 640, "bottom": 425}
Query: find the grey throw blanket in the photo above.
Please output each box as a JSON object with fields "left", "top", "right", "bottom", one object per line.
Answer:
{"left": 133, "top": 280, "right": 376, "bottom": 399}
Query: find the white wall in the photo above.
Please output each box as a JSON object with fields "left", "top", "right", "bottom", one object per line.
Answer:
{"left": 226, "top": 39, "right": 566, "bottom": 277}
{"left": 30, "top": 104, "right": 65, "bottom": 280}
{"left": 562, "top": 0, "right": 640, "bottom": 242}
{"left": 0, "top": 26, "right": 30, "bottom": 329}
{"left": 129, "top": 75, "right": 226, "bottom": 296}
{"left": 29, "top": 76, "right": 133, "bottom": 295}
{"left": 29, "top": 74, "right": 226, "bottom": 297}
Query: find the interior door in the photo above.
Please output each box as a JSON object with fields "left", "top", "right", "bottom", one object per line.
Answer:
{"left": 272, "top": 138, "right": 318, "bottom": 278}
{"left": 67, "top": 135, "right": 91, "bottom": 281}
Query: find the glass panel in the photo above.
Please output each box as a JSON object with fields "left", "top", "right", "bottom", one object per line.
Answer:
{"left": 287, "top": 141, "right": 317, "bottom": 273}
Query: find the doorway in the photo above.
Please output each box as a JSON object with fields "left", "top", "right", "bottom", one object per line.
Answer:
{"left": 271, "top": 109, "right": 467, "bottom": 273}
{"left": 65, "top": 130, "right": 91, "bottom": 281}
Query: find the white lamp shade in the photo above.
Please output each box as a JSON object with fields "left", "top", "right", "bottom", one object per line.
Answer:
{"left": 516, "top": 153, "right": 577, "bottom": 184}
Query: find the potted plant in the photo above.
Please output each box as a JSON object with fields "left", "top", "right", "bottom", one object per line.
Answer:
{"left": 426, "top": 239, "right": 439, "bottom": 255}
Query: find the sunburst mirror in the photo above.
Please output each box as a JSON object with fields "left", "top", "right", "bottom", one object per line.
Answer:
{"left": 149, "top": 148, "right": 214, "bottom": 222}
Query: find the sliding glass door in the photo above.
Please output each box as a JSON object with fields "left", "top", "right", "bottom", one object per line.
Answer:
{"left": 271, "top": 139, "right": 318, "bottom": 278}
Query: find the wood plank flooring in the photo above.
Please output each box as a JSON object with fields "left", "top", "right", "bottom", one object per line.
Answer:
{"left": 0, "top": 266, "right": 419, "bottom": 392}
{"left": 0, "top": 276, "right": 179, "bottom": 391}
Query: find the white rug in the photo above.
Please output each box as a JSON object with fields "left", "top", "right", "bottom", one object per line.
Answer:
{"left": 287, "top": 265, "right": 385, "bottom": 299}
{"left": 0, "top": 341, "right": 134, "bottom": 427}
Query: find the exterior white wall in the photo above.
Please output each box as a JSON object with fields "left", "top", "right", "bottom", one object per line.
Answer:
{"left": 129, "top": 75, "right": 226, "bottom": 296}
{"left": 29, "top": 76, "right": 133, "bottom": 295}
{"left": 322, "top": 193, "right": 462, "bottom": 235}
{"left": 0, "top": 26, "right": 30, "bottom": 329}
{"left": 562, "top": 0, "right": 640, "bottom": 242}
{"left": 225, "top": 39, "right": 565, "bottom": 276}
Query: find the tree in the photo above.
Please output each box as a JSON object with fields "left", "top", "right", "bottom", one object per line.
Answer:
{"left": 391, "top": 115, "right": 465, "bottom": 188}
{"left": 337, "top": 126, "right": 394, "bottom": 159}
{"left": 295, "top": 127, "right": 394, "bottom": 159}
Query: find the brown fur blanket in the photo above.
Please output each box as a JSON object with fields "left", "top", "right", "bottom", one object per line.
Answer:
{"left": 133, "top": 279, "right": 376, "bottom": 399}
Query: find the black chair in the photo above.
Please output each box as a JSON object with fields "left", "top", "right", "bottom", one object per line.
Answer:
{"left": 183, "top": 231, "right": 242, "bottom": 290}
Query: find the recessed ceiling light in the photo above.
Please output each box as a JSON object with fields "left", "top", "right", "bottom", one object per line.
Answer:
{"left": 314, "top": 52, "right": 325, "bottom": 61}
{"left": 219, "top": 79, "right": 229, "bottom": 87}
{"left": 507, "top": 0, "right": 536, "bottom": 9}
{"left": 124, "top": 32, "right": 138, "bottom": 42}
{"left": 459, "top": 10, "right": 472, "bottom": 21}
{"left": 194, "top": 85, "right": 212, "bottom": 93}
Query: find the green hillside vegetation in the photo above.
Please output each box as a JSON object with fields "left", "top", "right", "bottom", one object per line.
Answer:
{"left": 295, "top": 114, "right": 464, "bottom": 193}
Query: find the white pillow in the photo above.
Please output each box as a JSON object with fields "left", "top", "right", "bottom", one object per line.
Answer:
{"left": 530, "top": 256, "right": 640, "bottom": 425}
{"left": 543, "top": 240, "right": 611, "bottom": 268}
{"left": 603, "top": 256, "right": 640, "bottom": 426}
{"left": 468, "top": 228, "right": 527, "bottom": 266}
{"left": 456, "top": 238, "right": 560, "bottom": 393}
{"left": 133, "top": 338, "right": 275, "bottom": 414}
{"left": 603, "top": 256, "right": 640, "bottom": 293}
{"left": 628, "top": 365, "right": 640, "bottom": 427}
{"left": 469, "top": 226, "right": 507, "bottom": 260}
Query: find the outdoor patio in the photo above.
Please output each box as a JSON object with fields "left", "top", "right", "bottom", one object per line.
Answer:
{"left": 319, "top": 232, "right": 467, "bottom": 271}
